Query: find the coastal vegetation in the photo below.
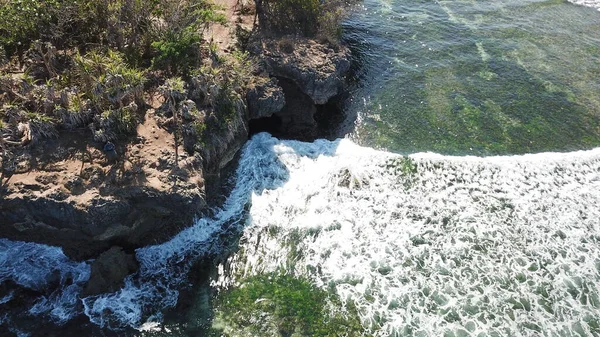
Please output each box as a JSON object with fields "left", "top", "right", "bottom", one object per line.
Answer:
{"left": 0, "top": 0, "right": 351, "bottom": 174}
{"left": 0, "top": 0, "right": 357, "bottom": 334}
{"left": 0, "top": 0, "right": 233, "bottom": 171}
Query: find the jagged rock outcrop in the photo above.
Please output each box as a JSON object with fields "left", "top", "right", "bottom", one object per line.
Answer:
{"left": 200, "top": 106, "right": 248, "bottom": 173}
{"left": 0, "top": 37, "right": 351, "bottom": 267}
{"left": 0, "top": 120, "right": 206, "bottom": 261}
{"left": 0, "top": 185, "right": 204, "bottom": 261}
{"left": 181, "top": 98, "right": 249, "bottom": 174}
{"left": 247, "top": 37, "right": 351, "bottom": 138}
{"left": 253, "top": 38, "right": 351, "bottom": 105}
{"left": 247, "top": 78, "right": 286, "bottom": 119}
{"left": 82, "top": 246, "right": 138, "bottom": 296}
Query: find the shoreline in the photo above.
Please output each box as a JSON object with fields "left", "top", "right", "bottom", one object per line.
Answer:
{"left": 0, "top": 0, "right": 357, "bottom": 333}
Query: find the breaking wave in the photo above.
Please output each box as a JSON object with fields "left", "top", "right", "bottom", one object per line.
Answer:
{"left": 2, "top": 133, "right": 600, "bottom": 336}
{"left": 216, "top": 135, "right": 600, "bottom": 336}
{"left": 568, "top": 0, "right": 600, "bottom": 10}
{"left": 0, "top": 239, "right": 90, "bottom": 324}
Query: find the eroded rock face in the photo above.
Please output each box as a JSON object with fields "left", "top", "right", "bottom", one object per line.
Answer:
{"left": 247, "top": 78, "right": 286, "bottom": 119}
{"left": 253, "top": 38, "right": 351, "bottom": 105}
{"left": 82, "top": 246, "right": 138, "bottom": 297}
{"left": 0, "top": 121, "right": 206, "bottom": 261}
{"left": 275, "top": 78, "right": 318, "bottom": 139}
{"left": 247, "top": 37, "right": 351, "bottom": 139}
{"left": 0, "top": 186, "right": 204, "bottom": 261}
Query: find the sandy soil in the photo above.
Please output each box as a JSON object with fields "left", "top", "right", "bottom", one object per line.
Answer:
{"left": 206, "top": 0, "right": 255, "bottom": 53}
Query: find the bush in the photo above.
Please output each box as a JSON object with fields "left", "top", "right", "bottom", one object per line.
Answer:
{"left": 151, "top": 29, "right": 202, "bottom": 76}
{"left": 71, "top": 50, "right": 146, "bottom": 109}
{"left": 0, "top": 0, "right": 61, "bottom": 58}
{"left": 255, "top": 0, "right": 353, "bottom": 39}
{"left": 0, "top": 0, "right": 225, "bottom": 66}
{"left": 71, "top": 50, "right": 146, "bottom": 140}
{"left": 150, "top": 0, "right": 227, "bottom": 76}
{"left": 257, "top": 0, "right": 321, "bottom": 37}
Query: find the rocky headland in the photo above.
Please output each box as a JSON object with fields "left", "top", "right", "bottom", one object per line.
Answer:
{"left": 0, "top": 0, "right": 352, "bottom": 296}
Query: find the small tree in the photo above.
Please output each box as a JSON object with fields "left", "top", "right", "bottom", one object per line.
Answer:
{"left": 256, "top": 0, "right": 321, "bottom": 37}
{"left": 159, "top": 77, "right": 187, "bottom": 166}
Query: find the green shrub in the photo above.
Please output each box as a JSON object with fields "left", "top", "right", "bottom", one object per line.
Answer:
{"left": 255, "top": 0, "right": 353, "bottom": 39}
{"left": 101, "top": 105, "right": 138, "bottom": 135}
{"left": 150, "top": 0, "right": 227, "bottom": 76}
{"left": 258, "top": 0, "right": 321, "bottom": 37}
{"left": 215, "top": 82, "right": 238, "bottom": 124}
{"left": 317, "top": 8, "right": 344, "bottom": 45}
{"left": 151, "top": 29, "right": 202, "bottom": 76}
{"left": 70, "top": 50, "right": 145, "bottom": 139}
{"left": 0, "top": 0, "right": 61, "bottom": 58}
{"left": 72, "top": 50, "right": 145, "bottom": 108}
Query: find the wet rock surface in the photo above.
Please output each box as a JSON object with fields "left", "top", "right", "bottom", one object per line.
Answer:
{"left": 82, "top": 246, "right": 138, "bottom": 297}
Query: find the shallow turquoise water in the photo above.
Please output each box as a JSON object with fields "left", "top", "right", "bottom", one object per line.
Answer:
{"left": 344, "top": 0, "right": 600, "bottom": 155}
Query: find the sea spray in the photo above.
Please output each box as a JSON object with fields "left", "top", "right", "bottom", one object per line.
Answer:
{"left": 0, "top": 239, "right": 90, "bottom": 324}
{"left": 2, "top": 133, "right": 600, "bottom": 336}
{"left": 214, "top": 135, "right": 600, "bottom": 336}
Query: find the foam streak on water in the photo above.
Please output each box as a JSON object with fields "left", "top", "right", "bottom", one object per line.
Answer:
{"left": 217, "top": 135, "right": 600, "bottom": 336}
{"left": 569, "top": 0, "right": 600, "bottom": 10}
{"left": 0, "top": 239, "right": 90, "bottom": 324}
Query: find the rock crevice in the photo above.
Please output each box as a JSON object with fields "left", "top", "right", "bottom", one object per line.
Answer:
{"left": 247, "top": 37, "right": 351, "bottom": 139}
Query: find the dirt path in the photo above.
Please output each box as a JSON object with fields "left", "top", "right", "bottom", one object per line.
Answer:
{"left": 206, "top": 0, "right": 255, "bottom": 53}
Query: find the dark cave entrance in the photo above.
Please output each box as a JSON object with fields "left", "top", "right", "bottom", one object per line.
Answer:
{"left": 249, "top": 114, "right": 283, "bottom": 137}
{"left": 247, "top": 78, "right": 346, "bottom": 141}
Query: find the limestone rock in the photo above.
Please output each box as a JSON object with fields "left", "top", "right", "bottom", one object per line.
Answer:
{"left": 254, "top": 38, "right": 351, "bottom": 105}
{"left": 247, "top": 78, "right": 286, "bottom": 119}
{"left": 0, "top": 186, "right": 205, "bottom": 260}
{"left": 196, "top": 98, "right": 248, "bottom": 173}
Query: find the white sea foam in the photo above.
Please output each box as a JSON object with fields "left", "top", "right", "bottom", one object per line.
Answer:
{"left": 217, "top": 135, "right": 600, "bottom": 336}
{"left": 568, "top": 0, "right": 600, "bottom": 10}
{"left": 3, "top": 133, "right": 600, "bottom": 335}
{"left": 0, "top": 239, "right": 90, "bottom": 324}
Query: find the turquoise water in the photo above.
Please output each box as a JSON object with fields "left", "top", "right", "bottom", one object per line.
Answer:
{"left": 344, "top": 0, "right": 600, "bottom": 155}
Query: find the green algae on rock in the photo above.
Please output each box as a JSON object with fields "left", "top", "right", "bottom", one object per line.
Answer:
{"left": 211, "top": 272, "right": 367, "bottom": 337}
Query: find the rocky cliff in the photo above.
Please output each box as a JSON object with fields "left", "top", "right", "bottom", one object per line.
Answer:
{"left": 0, "top": 36, "right": 351, "bottom": 295}
{"left": 248, "top": 38, "right": 351, "bottom": 139}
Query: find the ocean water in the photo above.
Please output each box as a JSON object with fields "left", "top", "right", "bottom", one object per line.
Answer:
{"left": 213, "top": 135, "right": 600, "bottom": 336}
{"left": 1, "top": 0, "right": 600, "bottom": 336}
{"left": 343, "top": 0, "right": 600, "bottom": 155}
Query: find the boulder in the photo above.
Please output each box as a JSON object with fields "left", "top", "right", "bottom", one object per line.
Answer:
{"left": 82, "top": 246, "right": 138, "bottom": 297}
